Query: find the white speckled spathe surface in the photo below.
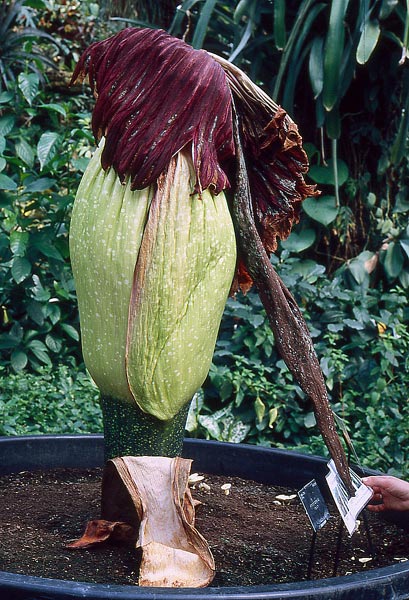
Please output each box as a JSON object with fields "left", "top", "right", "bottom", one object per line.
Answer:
{"left": 70, "top": 143, "right": 237, "bottom": 419}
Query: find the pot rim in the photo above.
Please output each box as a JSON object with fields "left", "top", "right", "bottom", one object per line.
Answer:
{"left": 1, "top": 434, "right": 408, "bottom": 600}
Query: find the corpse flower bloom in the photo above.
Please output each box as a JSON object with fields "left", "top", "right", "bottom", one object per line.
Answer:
{"left": 69, "top": 27, "right": 352, "bottom": 587}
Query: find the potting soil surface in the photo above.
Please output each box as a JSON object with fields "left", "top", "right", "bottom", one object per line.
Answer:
{"left": 0, "top": 467, "right": 408, "bottom": 587}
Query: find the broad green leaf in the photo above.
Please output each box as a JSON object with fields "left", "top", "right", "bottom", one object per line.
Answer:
{"left": 31, "top": 275, "right": 51, "bottom": 302}
{"left": 0, "top": 335, "right": 20, "bottom": 350}
{"left": 227, "top": 420, "right": 250, "bottom": 443}
{"left": 0, "top": 174, "right": 17, "bottom": 190}
{"left": 37, "top": 132, "right": 61, "bottom": 170}
{"left": 304, "top": 412, "right": 316, "bottom": 428}
{"left": 18, "top": 72, "right": 39, "bottom": 106}
{"left": 39, "top": 103, "right": 67, "bottom": 118}
{"left": 357, "top": 20, "right": 381, "bottom": 64}
{"left": 400, "top": 238, "right": 409, "bottom": 259}
{"left": 346, "top": 251, "right": 376, "bottom": 285}
{"left": 27, "top": 300, "right": 45, "bottom": 326}
{"left": 71, "top": 157, "right": 90, "bottom": 173}
{"left": 323, "top": 0, "right": 350, "bottom": 111}
{"left": 381, "top": 241, "right": 404, "bottom": 280}
{"left": 24, "top": 177, "right": 56, "bottom": 192}
{"left": 0, "top": 116, "right": 16, "bottom": 136}
{"left": 281, "top": 229, "right": 316, "bottom": 252}
{"left": 45, "top": 334, "right": 62, "bottom": 353}
{"left": 11, "top": 350, "right": 28, "bottom": 372}
{"left": 0, "top": 136, "right": 5, "bottom": 155}
{"left": 308, "top": 159, "right": 349, "bottom": 186}
{"left": 394, "top": 191, "right": 409, "bottom": 213}
{"left": 191, "top": 0, "right": 218, "bottom": 49}
{"left": 399, "top": 269, "right": 409, "bottom": 288}
{"left": 309, "top": 36, "right": 324, "bottom": 98}
{"left": 32, "top": 238, "right": 64, "bottom": 261}
{"left": 0, "top": 157, "right": 6, "bottom": 172}
{"left": 274, "top": 0, "right": 286, "bottom": 50}
{"left": 60, "top": 323, "right": 80, "bottom": 341}
{"left": 27, "top": 339, "right": 52, "bottom": 365}
{"left": 379, "top": 0, "right": 398, "bottom": 19}
{"left": 0, "top": 92, "right": 14, "bottom": 104}
{"left": 24, "top": 0, "right": 46, "bottom": 8}
{"left": 344, "top": 318, "right": 365, "bottom": 330}
{"left": 11, "top": 257, "right": 32, "bottom": 283}
{"left": 10, "top": 231, "right": 29, "bottom": 256}
{"left": 302, "top": 195, "right": 339, "bottom": 226}
{"left": 15, "top": 138, "right": 35, "bottom": 168}
{"left": 43, "top": 302, "right": 61, "bottom": 325}
{"left": 198, "top": 414, "right": 221, "bottom": 439}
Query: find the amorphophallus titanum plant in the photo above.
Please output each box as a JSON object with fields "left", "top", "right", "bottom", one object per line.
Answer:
{"left": 69, "top": 27, "right": 353, "bottom": 587}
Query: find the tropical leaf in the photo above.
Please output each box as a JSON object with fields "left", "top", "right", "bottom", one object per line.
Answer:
{"left": 273, "top": 0, "right": 286, "bottom": 50}
{"left": 11, "top": 350, "right": 28, "bottom": 372}
{"left": 0, "top": 115, "right": 15, "bottom": 136}
{"left": 281, "top": 229, "right": 316, "bottom": 252}
{"left": 191, "top": 0, "right": 218, "bottom": 49}
{"left": 11, "top": 257, "right": 32, "bottom": 283}
{"left": 17, "top": 72, "right": 39, "bottom": 106}
{"left": 322, "top": 0, "right": 350, "bottom": 111}
{"left": 37, "top": 132, "right": 61, "bottom": 170}
{"left": 15, "top": 138, "right": 35, "bottom": 168}
{"left": 0, "top": 173, "right": 17, "bottom": 190}
{"left": 357, "top": 19, "right": 381, "bottom": 64}
{"left": 309, "top": 36, "right": 324, "bottom": 98}
{"left": 308, "top": 158, "right": 349, "bottom": 186}
{"left": 381, "top": 241, "right": 404, "bottom": 280}
{"left": 302, "top": 195, "right": 339, "bottom": 226}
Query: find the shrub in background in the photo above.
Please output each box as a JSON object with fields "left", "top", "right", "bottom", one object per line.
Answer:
{"left": 0, "top": 364, "right": 101, "bottom": 435}
{"left": 188, "top": 258, "right": 409, "bottom": 476}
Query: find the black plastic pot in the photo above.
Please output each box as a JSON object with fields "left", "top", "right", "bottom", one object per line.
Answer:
{"left": 1, "top": 435, "right": 409, "bottom": 600}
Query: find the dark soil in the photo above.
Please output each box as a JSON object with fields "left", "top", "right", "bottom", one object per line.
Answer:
{"left": 0, "top": 467, "right": 408, "bottom": 587}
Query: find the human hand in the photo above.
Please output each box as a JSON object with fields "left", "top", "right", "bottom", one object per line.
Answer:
{"left": 362, "top": 475, "right": 409, "bottom": 512}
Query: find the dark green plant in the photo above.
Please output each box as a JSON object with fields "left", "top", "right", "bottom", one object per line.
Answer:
{"left": 0, "top": 0, "right": 65, "bottom": 91}
{"left": 0, "top": 72, "right": 93, "bottom": 372}
{"left": 165, "top": 1, "right": 409, "bottom": 286}
{"left": 0, "top": 364, "right": 102, "bottom": 435}
{"left": 188, "top": 257, "right": 409, "bottom": 475}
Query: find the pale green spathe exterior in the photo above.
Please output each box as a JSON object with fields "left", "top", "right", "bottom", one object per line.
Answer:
{"left": 70, "top": 141, "right": 152, "bottom": 403}
{"left": 70, "top": 143, "right": 237, "bottom": 420}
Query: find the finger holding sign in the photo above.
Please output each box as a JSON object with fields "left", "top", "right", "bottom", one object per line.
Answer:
{"left": 362, "top": 476, "right": 409, "bottom": 513}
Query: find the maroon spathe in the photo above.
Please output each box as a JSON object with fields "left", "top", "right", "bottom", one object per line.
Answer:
{"left": 71, "top": 27, "right": 234, "bottom": 194}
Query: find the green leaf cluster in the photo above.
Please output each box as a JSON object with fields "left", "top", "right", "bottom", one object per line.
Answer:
{"left": 0, "top": 64, "right": 93, "bottom": 373}
{"left": 188, "top": 258, "right": 409, "bottom": 476}
{"left": 0, "top": 364, "right": 102, "bottom": 435}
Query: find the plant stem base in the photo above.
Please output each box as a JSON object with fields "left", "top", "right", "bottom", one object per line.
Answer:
{"left": 99, "top": 395, "right": 190, "bottom": 460}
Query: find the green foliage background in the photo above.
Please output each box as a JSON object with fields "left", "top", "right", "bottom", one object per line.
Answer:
{"left": 0, "top": 0, "right": 408, "bottom": 476}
